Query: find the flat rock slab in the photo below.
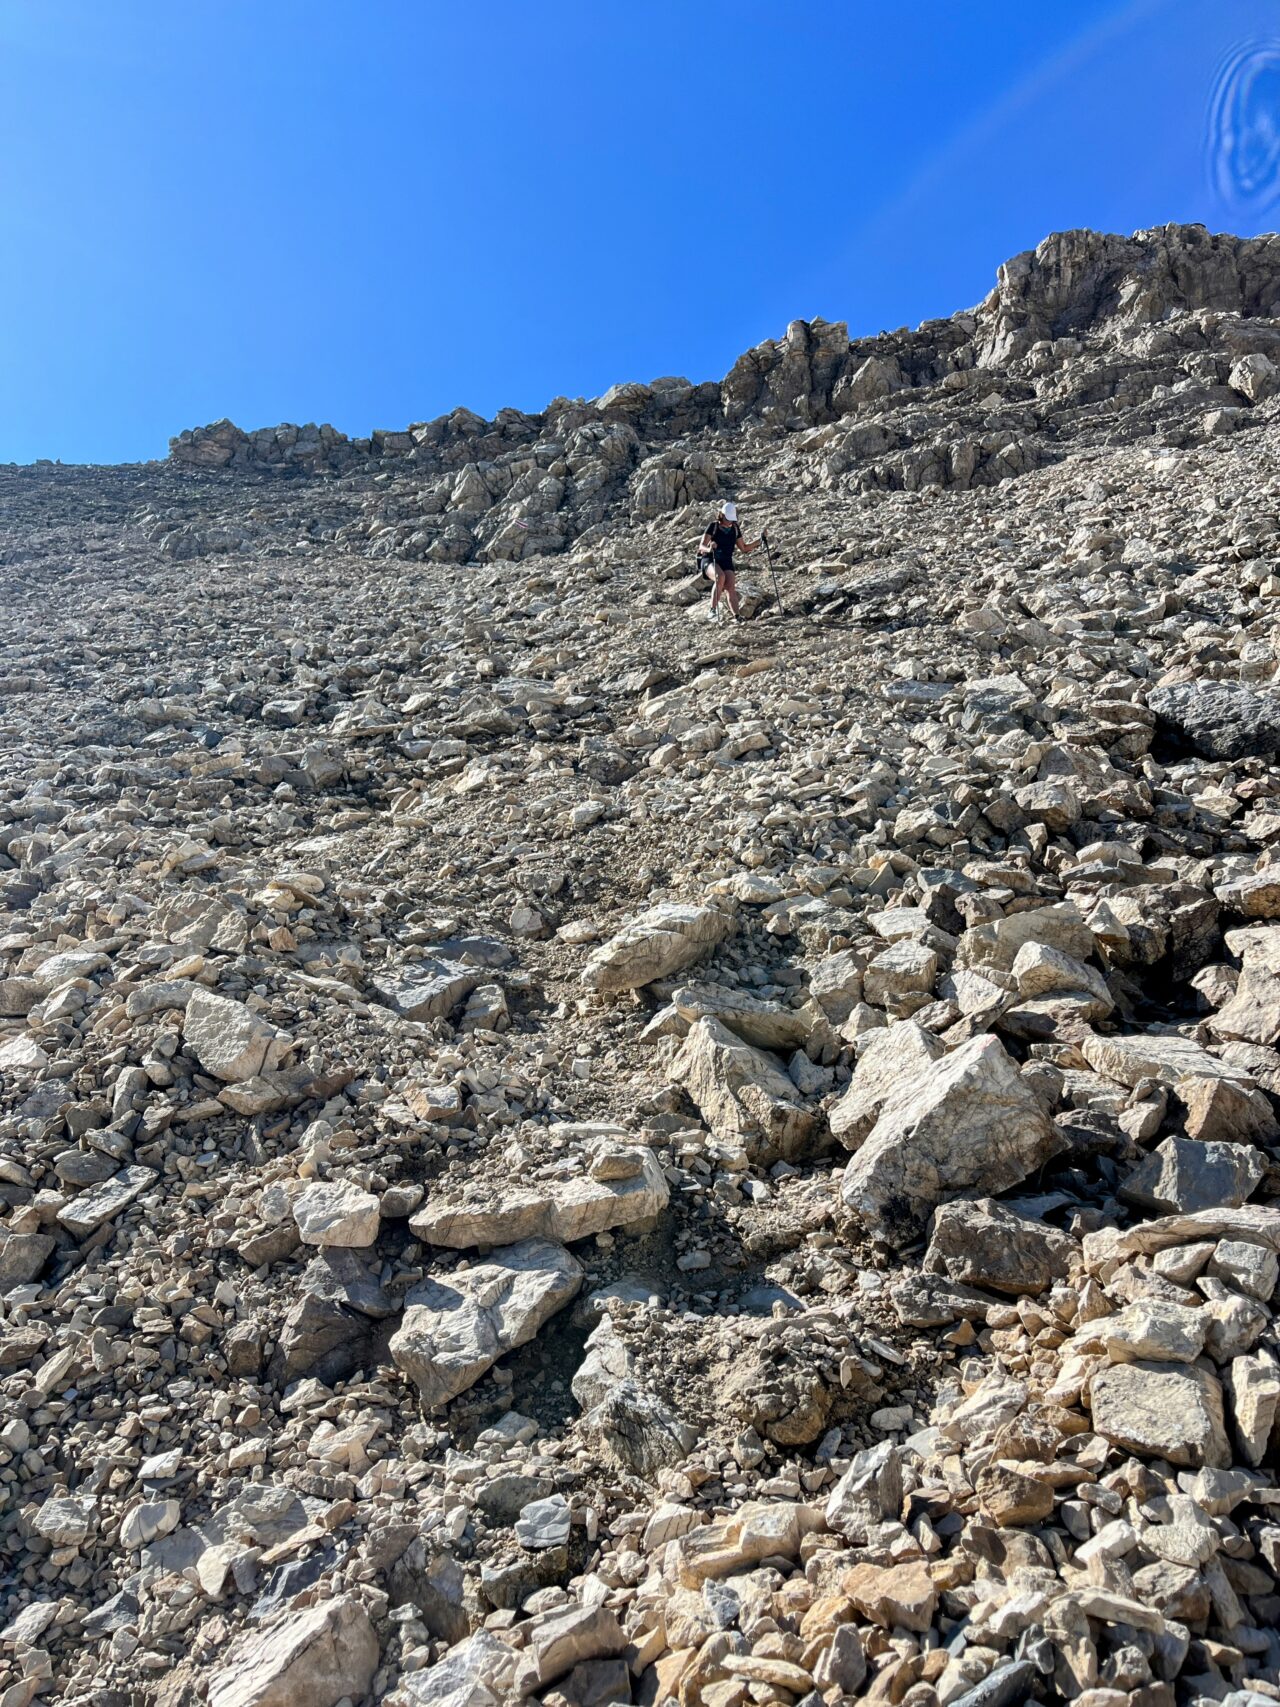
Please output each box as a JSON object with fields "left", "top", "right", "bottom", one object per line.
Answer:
{"left": 56, "top": 1166, "right": 156, "bottom": 1238}
{"left": 1089, "top": 1359, "right": 1230, "bottom": 1468}
{"left": 1083, "top": 1030, "right": 1275, "bottom": 1143}
{"left": 1149, "top": 680, "right": 1280, "bottom": 760}
{"left": 372, "top": 958, "right": 483, "bottom": 1021}
{"left": 1084, "top": 1205, "right": 1280, "bottom": 1271}
{"left": 669, "top": 981, "right": 817, "bottom": 1050}
{"left": 841, "top": 1034, "right": 1061, "bottom": 1240}
{"left": 410, "top": 1147, "right": 668, "bottom": 1248}
{"left": 391, "top": 1237, "right": 582, "bottom": 1409}
{"left": 582, "top": 903, "right": 731, "bottom": 993}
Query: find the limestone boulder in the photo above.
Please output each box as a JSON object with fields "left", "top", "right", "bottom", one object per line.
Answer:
{"left": 924, "top": 1197, "right": 1078, "bottom": 1295}
{"left": 828, "top": 1020, "right": 943, "bottom": 1150}
{"left": 669, "top": 1015, "right": 818, "bottom": 1164}
{"left": 183, "top": 988, "right": 291, "bottom": 1084}
{"left": 1088, "top": 1360, "right": 1230, "bottom": 1469}
{"left": 390, "top": 1238, "right": 582, "bottom": 1409}
{"left": 1082, "top": 1030, "right": 1277, "bottom": 1144}
{"left": 207, "top": 1594, "right": 379, "bottom": 1707}
{"left": 840, "top": 1035, "right": 1062, "bottom": 1240}
{"left": 582, "top": 903, "right": 731, "bottom": 993}
{"left": 669, "top": 980, "right": 818, "bottom": 1051}
{"left": 292, "top": 1180, "right": 381, "bottom": 1248}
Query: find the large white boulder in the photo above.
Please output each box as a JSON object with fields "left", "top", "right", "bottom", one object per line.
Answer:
{"left": 828, "top": 1021, "right": 943, "bottom": 1150}
{"left": 841, "top": 1034, "right": 1060, "bottom": 1239}
{"left": 183, "top": 988, "right": 291, "bottom": 1084}
{"left": 669, "top": 1015, "right": 817, "bottom": 1163}
{"left": 391, "top": 1238, "right": 582, "bottom": 1409}
{"left": 208, "top": 1594, "right": 378, "bottom": 1707}
{"left": 582, "top": 903, "right": 731, "bottom": 993}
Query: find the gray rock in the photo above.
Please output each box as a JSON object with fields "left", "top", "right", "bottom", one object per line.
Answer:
{"left": 924, "top": 1197, "right": 1078, "bottom": 1295}
{"left": 55, "top": 1165, "right": 155, "bottom": 1238}
{"left": 391, "top": 1238, "right": 582, "bottom": 1409}
{"left": 0, "top": 1228, "right": 55, "bottom": 1287}
{"left": 1149, "top": 681, "right": 1280, "bottom": 761}
{"left": 206, "top": 1593, "right": 379, "bottom": 1707}
{"left": 1120, "top": 1136, "right": 1265, "bottom": 1214}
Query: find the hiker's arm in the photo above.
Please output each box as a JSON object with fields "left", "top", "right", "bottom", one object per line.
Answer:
{"left": 699, "top": 530, "right": 714, "bottom": 552}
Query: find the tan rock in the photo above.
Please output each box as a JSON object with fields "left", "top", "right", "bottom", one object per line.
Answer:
{"left": 975, "top": 1464, "right": 1055, "bottom": 1525}
{"left": 207, "top": 1595, "right": 378, "bottom": 1707}
{"left": 842, "top": 1559, "right": 937, "bottom": 1631}
{"left": 1088, "top": 1360, "right": 1230, "bottom": 1468}
{"left": 841, "top": 1033, "right": 1061, "bottom": 1238}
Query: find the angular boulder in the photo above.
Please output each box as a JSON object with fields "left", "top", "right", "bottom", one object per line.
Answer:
{"left": 841, "top": 1035, "right": 1061, "bottom": 1240}
{"left": 668, "top": 1015, "right": 818, "bottom": 1163}
{"left": 1120, "top": 1136, "right": 1265, "bottom": 1214}
{"left": 1088, "top": 1360, "right": 1230, "bottom": 1469}
{"left": 955, "top": 902, "right": 1094, "bottom": 975}
{"left": 829, "top": 1021, "right": 945, "bottom": 1150}
{"left": 207, "top": 1594, "right": 378, "bottom": 1707}
{"left": 183, "top": 988, "right": 291, "bottom": 1084}
{"left": 292, "top": 1180, "right": 381, "bottom": 1248}
{"left": 391, "top": 1238, "right": 582, "bottom": 1409}
{"left": 1082, "top": 1030, "right": 1276, "bottom": 1144}
{"left": 669, "top": 981, "right": 818, "bottom": 1051}
{"left": 582, "top": 903, "right": 731, "bottom": 993}
{"left": 924, "top": 1197, "right": 1078, "bottom": 1295}
{"left": 1149, "top": 681, "right": 1280, "bottom": 761}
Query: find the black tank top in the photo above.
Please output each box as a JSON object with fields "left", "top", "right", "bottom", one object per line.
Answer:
{"left": 708, "top": 519, "right": 742, "bottom": 569}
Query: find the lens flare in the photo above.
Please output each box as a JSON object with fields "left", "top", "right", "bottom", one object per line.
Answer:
{"left": 1206, "top": 38, "right": 1280, "bottom": 219}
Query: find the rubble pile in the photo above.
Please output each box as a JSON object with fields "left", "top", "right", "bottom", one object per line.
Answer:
{"left": 4, "top": 222, "right": 1280, "bottom": 1707}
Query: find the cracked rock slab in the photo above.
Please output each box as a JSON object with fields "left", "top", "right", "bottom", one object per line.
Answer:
{"left": 841, "top": 1034, "right": 1061, "bottom": 1240}
{"left": 409, "top": 1146, "right": 668, "bottom": 1248}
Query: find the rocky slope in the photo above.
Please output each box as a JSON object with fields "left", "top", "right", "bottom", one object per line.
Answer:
{"left": 5, "top": 223, "right": 1280, "bottom": 1707}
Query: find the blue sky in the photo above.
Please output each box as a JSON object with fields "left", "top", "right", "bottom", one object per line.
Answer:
{"left": 3, "top": 0, "right": 1279, "bottom": 464}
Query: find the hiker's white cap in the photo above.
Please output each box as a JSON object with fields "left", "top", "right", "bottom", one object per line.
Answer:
{"left": 721, "top": 501, "right": 737, "bottom": 521}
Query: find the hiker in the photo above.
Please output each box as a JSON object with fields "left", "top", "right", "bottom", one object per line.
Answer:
{"left": 699, "top": 501, "right": 764, "bottom": 623}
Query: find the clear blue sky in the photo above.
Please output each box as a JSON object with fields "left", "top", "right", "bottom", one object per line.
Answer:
{"left": 3, "top": 0, "right": 1279, "bottom": 464}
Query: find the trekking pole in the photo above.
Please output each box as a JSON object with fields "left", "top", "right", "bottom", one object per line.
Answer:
{"left": 762, "top": 528, "right": 785, "bottom": 617}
